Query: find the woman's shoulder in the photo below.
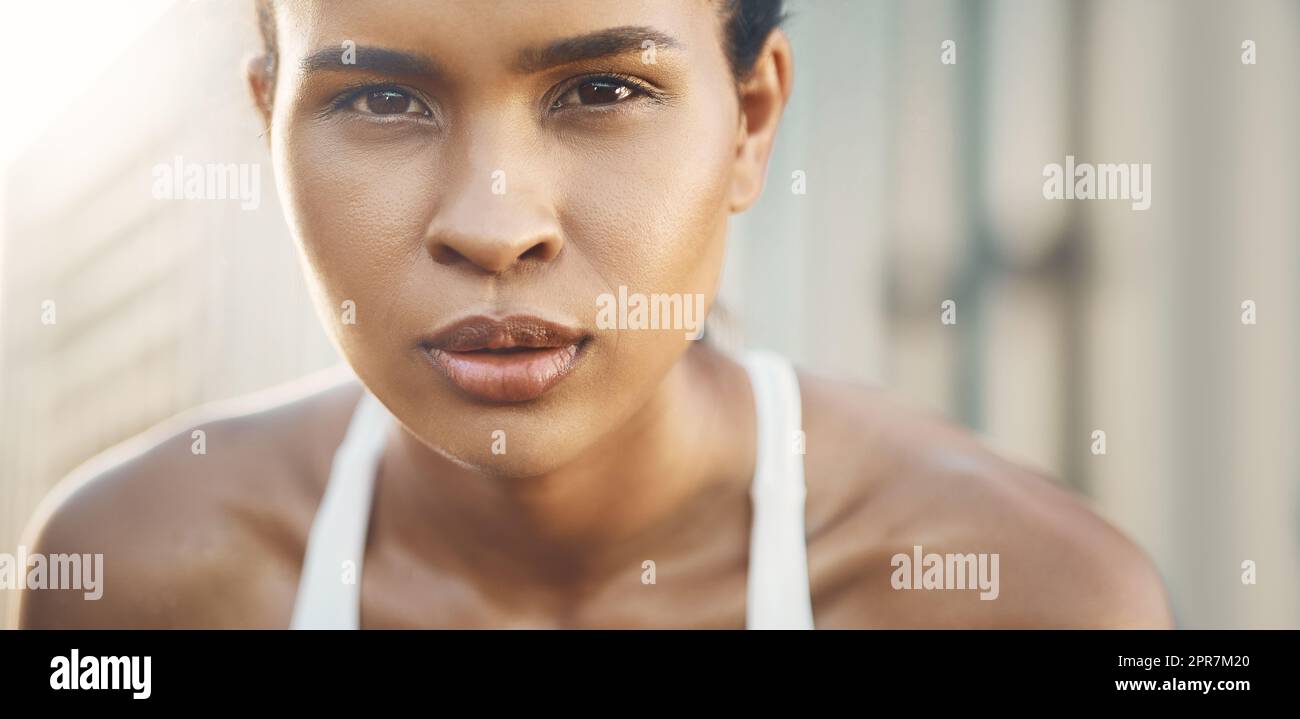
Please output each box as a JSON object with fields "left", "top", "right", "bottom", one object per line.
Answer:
{"left": 14, "top": 365, "right": 364, "bottom": 628}
{"left": 794, "top": 368, "right": 1174, "bottom": 628}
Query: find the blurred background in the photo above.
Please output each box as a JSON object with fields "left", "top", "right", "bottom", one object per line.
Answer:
{"left": 1, "top": 0, "right": 1296, "bottom": 628}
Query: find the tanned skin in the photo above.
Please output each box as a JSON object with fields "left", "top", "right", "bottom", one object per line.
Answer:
{"left": 17, "top": 0, "right": 1172, "bottom": 629}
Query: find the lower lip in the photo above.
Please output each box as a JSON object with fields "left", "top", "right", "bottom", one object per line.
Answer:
{"left": 428, "top": 342, "right": 585, "bottom": 403}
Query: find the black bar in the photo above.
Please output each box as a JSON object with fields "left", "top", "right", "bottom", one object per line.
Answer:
{"left": 1, "top": 629, "right": 1289, "bottom": 705}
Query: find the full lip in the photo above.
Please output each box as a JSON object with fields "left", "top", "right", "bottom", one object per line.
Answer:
{"left": 418, "top": 315, "right": 591, "bottom": 403}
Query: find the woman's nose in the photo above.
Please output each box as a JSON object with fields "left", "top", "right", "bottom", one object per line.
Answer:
{"left": 424, "top": 159, "right": 564, "bottom": 275}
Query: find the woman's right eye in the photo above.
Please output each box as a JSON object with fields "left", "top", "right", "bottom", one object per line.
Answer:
{"left": 345, "top": 88, "right": 432, "bottom": 118}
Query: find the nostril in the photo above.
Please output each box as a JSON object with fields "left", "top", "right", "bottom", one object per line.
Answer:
{"left": 520, "top": 242, "right": 554, "bottom": 262}
{"left": 425, "top": 230, "right": 562, "bottom": 273}
{"left": 429, "top": 244, "right": 464, "bottom": 266}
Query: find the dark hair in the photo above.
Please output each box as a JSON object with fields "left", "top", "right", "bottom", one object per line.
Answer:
{"left": 719, "top": 0, "right": 787, "bottom": 81}
{"left": 254, "top": 0, "right": 785, "bottom": 95}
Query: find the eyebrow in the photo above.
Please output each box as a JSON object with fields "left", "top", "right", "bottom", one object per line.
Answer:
{"left": 298, "top": 26, "right": 681, "bottom": 81}
{"left": 300, "top": 45, "right": 443, "bottom": 79}
{"left": 513, "top": 26, "right": 681, "bottom": 73}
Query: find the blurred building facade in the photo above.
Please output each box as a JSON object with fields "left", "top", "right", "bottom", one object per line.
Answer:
{"left": 0, "top": 0, "right": 338, "bottom": 622}
{"left": 3, "top": 0, "right": 1298, "bottom": 627}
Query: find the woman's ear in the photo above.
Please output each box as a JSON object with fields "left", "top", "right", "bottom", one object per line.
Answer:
{"left": 728, "top": 29, "right": 794, "bottom": 214}
{"left": 246, "top": 53, "right": 275, "bottom": 139}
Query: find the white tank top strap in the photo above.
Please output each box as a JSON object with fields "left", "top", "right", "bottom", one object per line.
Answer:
{"left": 290, "top": 350, "right": 815, "bottom": 629}
{"left": 738, "top": 348, "right": 816, "bottom": 630}
{"left": 288, "top": 390, "right": 389, "bottom": 629}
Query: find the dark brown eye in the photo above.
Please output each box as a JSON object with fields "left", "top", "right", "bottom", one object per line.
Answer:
{"left": 577, "top": 80, "right": 632, "bottom": 105}
{"left": 553, "top": 78, "right": 640, "bottom": 110}
{"left": 349, "top": 88, "right": 430, "bottom": 117}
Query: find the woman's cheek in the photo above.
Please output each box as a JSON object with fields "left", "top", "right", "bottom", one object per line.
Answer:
{"left": 558, "top": 115, "right": 732, "bottom": 299}
{"left": 552, "top": 116, "right": 731, "bottom": 388}
{"left": 281, "top": 126, "right": 438, "bottom": 324}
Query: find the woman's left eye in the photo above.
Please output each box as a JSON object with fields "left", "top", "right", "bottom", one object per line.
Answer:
{"left": 551, "top": 77, "right": 646, "bottom": 110}
{"left": 346, "top": 88, "right": 432, "bottom": 118}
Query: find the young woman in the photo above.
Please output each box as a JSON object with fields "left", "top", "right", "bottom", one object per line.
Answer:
{"left": 18, "top": 0, "right": 1173, "bottom": 629}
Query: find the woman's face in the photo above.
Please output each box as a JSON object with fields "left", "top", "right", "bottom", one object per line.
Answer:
{"left": 262, "top": 0, "right": 765, "bottom": 476}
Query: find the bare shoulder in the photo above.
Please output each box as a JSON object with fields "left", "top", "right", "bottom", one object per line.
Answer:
{"left": 14, "top": 366, "right": 363, "bottom": 628}
{"left": 796, "top": 369, "right": 1174, "bottom": 629}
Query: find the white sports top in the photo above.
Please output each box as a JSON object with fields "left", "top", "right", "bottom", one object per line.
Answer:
{"left": 289, "top": 349, "right": 814, "bottom": 629}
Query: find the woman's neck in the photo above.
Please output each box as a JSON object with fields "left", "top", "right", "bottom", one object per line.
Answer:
{"left": 376, "top": 343, "right": 757, "bottom": 586}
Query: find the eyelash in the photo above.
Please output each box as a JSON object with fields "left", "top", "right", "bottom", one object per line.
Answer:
{"left": 324, "top": 73, "right": 663, "bottom": 124}
{"left": 328, "top": 83, "right": 435, "bottom": 122}
{"left": 548, "top": 73, "right": 664, "bottom": 113}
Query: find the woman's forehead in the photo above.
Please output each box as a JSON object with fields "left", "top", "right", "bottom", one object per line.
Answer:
{"left": 272, "top": 0, "right": 725, "bottom": 70}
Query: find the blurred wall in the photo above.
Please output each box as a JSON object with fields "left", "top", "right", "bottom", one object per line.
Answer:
{"left": 0, "top": 0, "right": 339, "bottom": 622}
{"left": 728, "top": 0, "right": 1300, "bottom": 628}
{"left": 2, "top": 0, "right": 1297, "bottom": 628}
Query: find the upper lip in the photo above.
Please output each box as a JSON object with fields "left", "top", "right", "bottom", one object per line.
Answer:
{"left": 421, "top": 315, "right": 589, "bottom": 352}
